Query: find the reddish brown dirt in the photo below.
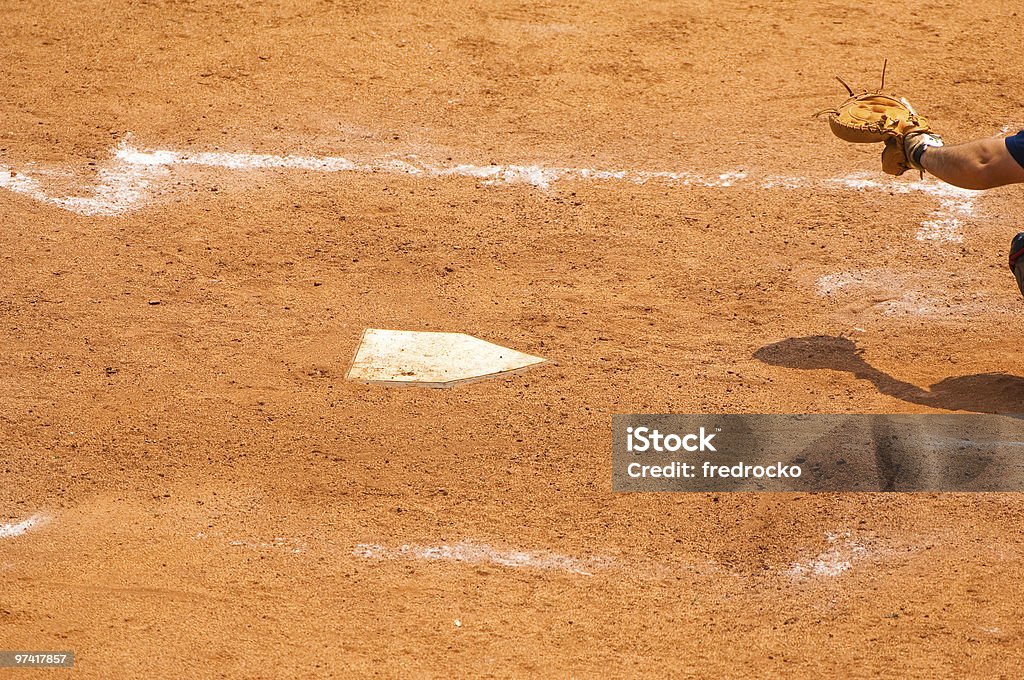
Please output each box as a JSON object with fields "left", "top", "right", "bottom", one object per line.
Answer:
{"left": 2, "top": 0, "right": 1024, "bottom": 677}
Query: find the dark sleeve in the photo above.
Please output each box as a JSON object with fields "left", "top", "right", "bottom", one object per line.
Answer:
{"left": 1006, "top": 131, "right": 1024, "bottom": 169}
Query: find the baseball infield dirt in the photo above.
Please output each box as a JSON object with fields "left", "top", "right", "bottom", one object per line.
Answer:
{"left": 1, "top": 0, "right": 1023, "bottom": 677}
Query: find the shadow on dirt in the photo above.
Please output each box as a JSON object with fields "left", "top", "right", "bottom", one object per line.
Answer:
{"left": 754, "top": 335, "right": 1024, "bottom": 414}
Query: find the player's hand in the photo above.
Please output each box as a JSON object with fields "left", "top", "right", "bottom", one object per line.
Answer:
{"left": 881, "top": 137, "right": 909, "bottom": 176}
{"left": 881, "top": 132, "right": 943, "bottom": 176}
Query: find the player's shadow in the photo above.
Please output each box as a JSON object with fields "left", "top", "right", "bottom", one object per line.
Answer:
{"left": 754, "top": 335, "right": 1024, "bottom": 414}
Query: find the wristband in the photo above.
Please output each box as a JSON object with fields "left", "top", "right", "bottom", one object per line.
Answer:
{"left": 908, "top": 133, "right": 943, "bottom": 171}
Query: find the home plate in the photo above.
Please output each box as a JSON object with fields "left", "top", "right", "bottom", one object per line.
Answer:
{"left": 346, "top": 329, "right": 546, "bottom": 387}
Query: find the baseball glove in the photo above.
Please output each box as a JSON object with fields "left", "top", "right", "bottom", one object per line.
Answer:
{"left": 816, "top": 64, "right": 943, "bottom": 176}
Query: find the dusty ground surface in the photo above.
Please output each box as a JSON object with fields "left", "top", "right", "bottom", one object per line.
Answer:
{"left": 2, "top": 0, "right": 1024, "bottom": 677}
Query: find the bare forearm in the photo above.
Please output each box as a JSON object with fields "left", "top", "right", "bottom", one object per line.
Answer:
{"left": 921, "top": 137, "right": 1024, "bottom": 190}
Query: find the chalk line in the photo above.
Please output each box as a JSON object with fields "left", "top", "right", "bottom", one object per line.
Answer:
{"left": 354, "top": 540, "right": 616, "bottom": 576}
{"left": 114, "top": 139, "right": 748, "bottom": 191}
{"left": 355, "top": 531, "right": 905, "bottom": 581}
{"left": 0, "top": 513, "right": 48, "bottom": 539}
{"left": 0, "top": 136, "right": 981, "bottom": 241}
{"left": 786, "top": 531, "right": 873, "bottom": 580}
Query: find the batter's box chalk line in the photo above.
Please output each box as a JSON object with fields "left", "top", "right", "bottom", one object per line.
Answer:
{"left": 0, "top": 513, "right": 48, "bottom": 539}
{"left": 353, "top": 540, "right": 617, "bottom": 576}
{"left": 0, "top": 135, "right": 981, "bottom": 241}
{"left": 354, "top": 531, "right": 901, "bottom": 581}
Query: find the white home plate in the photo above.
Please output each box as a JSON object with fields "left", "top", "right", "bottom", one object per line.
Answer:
{"left": 347, "top": 329, "right": 546, "bottom": 387}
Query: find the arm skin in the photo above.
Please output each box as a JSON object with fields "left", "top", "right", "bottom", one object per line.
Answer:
{"left": 920, "top": 137, "right": 1024, "bottom": 190}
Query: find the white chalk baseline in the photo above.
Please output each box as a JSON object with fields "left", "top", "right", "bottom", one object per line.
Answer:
{"left": 0, "top": 136, "right": 980, "bottom": 242}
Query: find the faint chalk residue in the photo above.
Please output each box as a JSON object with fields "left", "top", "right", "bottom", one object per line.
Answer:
{"left": 0, "top": 513, "right": 48, "bottom": 539}
{"left": 787, "top": 531, "right": 871, "bottom": 579}
{"left": 815, "top": 268, "right": 900, "bottom": 297}
{"left": 226, "top": 536, "right": 307, "bottom": 554}
{"left": 814, "top": 268, "right": 1016, "bottom": 319}
{"left": 353, "top": 540, "right": 614, "bottom": 576}
{"left": 828, "top": 173, "right": 978, "bottom": 243}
